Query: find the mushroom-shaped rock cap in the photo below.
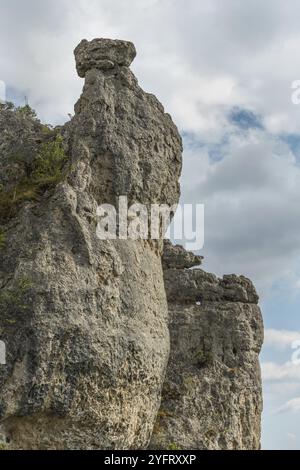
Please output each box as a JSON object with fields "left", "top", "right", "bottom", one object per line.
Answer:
{"left": 74, "top": 38, "right": 137, "bottom": 77}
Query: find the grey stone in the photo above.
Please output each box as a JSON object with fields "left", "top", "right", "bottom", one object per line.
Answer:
{"left": 74, "top": 38, "right": 137, "bottom": 78}
{"left": 0, "top": 38, "right": 182, "bottom": 449}
{"left": 162, "top": 240, "right": 203, "bottom": 270}
{"left": 150, "top": 243, "right": 264, "bottom": 450}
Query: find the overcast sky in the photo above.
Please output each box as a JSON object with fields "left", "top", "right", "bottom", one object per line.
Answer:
{"left": 1, "top": 0, "right": 300, "bottom": 449}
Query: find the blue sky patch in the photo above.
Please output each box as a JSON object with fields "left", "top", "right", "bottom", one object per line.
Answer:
{"left": 229, "top": 107, "right": 264, "bottom": 130}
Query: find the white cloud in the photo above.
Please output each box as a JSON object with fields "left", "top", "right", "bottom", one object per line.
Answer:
{"left": 0, "top": 0, "right": 299, "bottom": 135}
{"left": 264, "top": 382, "right": 300, "bottom": 397}
{"left": 181, "top": 127, "right": 300, "bottom": 292}
{"left": 262, "top": 362, "right": 300, "bottom": 382}
{"left": 277, "top": 397, "right": 300, "bottom": 414}
{"left": 265, "top": 329, "right": 300, "bottom": 351}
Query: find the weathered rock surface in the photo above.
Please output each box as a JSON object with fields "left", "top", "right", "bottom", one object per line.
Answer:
{"left": 0, "top": 39, "right": 182, "bottom": 449}
{"left": 150, "top": 241, "right": 264, "bottom": 450}
{"left": 162, "top": 240, "right": 203, "bottom": 270}
{"left": 75, "top": 38, "right": 137, "bottom": 77}
{"left": 0, "top": 37, "right": 263, "bottom": 451}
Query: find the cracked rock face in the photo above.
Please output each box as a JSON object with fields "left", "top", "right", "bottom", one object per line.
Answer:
{"left": 0, "top": 37, "right": 263, "bottom": 451}
{"left": 0, "top": 39, "right": 182, "bottom": 449}
{"left": 150, "top": 241, "right": 264, "bottom": 450}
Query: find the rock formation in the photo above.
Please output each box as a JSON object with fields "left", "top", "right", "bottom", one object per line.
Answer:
{"left": 0, "top": 38, "right": 182, "bottom": 450}
{"left": 0, "top": 38, "right": 263, "bottom": 450}
{"left": 150, "top": 241, "right": 264, "bottom": 450}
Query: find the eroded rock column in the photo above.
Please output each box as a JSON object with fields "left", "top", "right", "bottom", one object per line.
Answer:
{"left": 0, "top": 39, "right": 182, "bottom": 449}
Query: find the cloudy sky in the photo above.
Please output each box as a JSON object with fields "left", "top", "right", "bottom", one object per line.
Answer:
{"left": 1, "top": 0, "right": 300, "bottom": 449}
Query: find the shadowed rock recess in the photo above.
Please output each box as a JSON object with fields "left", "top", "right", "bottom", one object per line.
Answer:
{"left": 0, "top": 38, "right": 263, "bottom": 450}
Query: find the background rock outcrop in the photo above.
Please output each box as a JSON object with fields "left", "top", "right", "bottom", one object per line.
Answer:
{"left": 150, "top": 241, "right": 264, "bottom": 450}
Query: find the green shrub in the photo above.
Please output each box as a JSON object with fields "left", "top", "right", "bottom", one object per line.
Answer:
{"left": 0, "top": 102, "right": 38, "bottom": 119}
{"left": 16, "top": 104, "right": 38, "bottom": 120}
{"left": 0, "top": 230, "right": 5, "bottom": 249}
{"left": 0, "top": 101, "right": 15, "bottom": 112}
{"left": 0, "top": 183, "right": 39, "bottom": 222}
{"left": 31, "top": 134, "right": 67, "bottom": 186}
{"left": 0, "top": 133, "right": 68, "bottom": 222}
{"left": 168, "top": 443, "right": 182, "bottom": 451}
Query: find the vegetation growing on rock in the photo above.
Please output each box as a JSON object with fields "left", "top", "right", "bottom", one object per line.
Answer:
{"left": 0, "top": 277, "right": 32, "bottom": 328}
{"left": 0, "top": 229, "right": 5, "bottom": 249}
{"left": 0, "top": 103, "right": 68, "bottom": 223}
